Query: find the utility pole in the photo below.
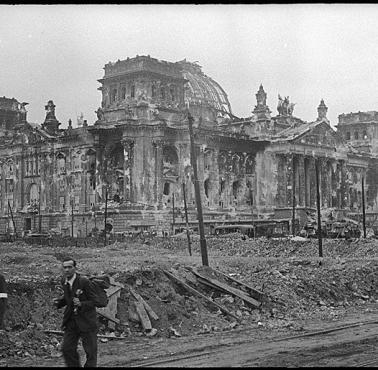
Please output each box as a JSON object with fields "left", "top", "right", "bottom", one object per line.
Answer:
{"left": 104, "top": 186, "right": 108, "bottom": 247}
{"left": 362, "top": 175, "right": 366, "bottom": 238}
{"left": 315, "top": 158, "right": 323, "bottom": 259}
{"left": 292, "top": 155, "right": 296, "bottom": 236}
{"left": 187, "top": 111, "right": 209, "bottom": 266}
{"left": 172, "top": 192, "right": 175, "bottom": 235}
{"left": 38, "top": 185, "right": 42, "bottom": 233}
{"left": 71, "top": 198, "right": 74, "bottom": 238}
{"left": 182, "top": 182, "right": 192, "bottom": 256}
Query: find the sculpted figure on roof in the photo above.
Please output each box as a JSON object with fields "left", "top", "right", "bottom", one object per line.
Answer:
{"left": 277, "top": 95, "right": 295, "bottom": 116}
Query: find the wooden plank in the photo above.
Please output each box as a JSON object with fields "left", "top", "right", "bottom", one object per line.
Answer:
{"left": 44, "top": 329, "right": 128, "bottom": 340}
{"left": 135, "top": 300, "right": 152, "bottom": 330}
{"left": 192, "top": 269, "right": 261, "bottom": 308}
{"left": 212, "top": 269, "right": 263, "bottom": 301}
{"left": 162, "top": 269, "right": 240, "bottom": 321}
{"left": 130, "top": 288, "right": 159, "bottom": 321}
{"left": 97, "top": 310, "right": 120, "bottom": 324}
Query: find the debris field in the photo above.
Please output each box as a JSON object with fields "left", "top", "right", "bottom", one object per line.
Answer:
{"left": 1, "top": 234, "right": 378, "bottom": 361}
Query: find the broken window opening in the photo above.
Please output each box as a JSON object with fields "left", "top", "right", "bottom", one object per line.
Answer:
{"left": 346, "top": 131, "right": 350, "bottom": 140}
{"left": 204, "top": 178, "right": 209, "bottom": 198}
{"left": 354, "top": 131, "right": 359, "bottom": 140}
{"left": 131, "top": 85, "right": 135, "bottom": 98}
{"left": 121, "top": 86, "right": 126, "bottom": 100}
{"left": 170, "top": 86, "right": 175, "bottom": 101}
{"left": 110, "top": 88, "right": 117, "bottom": 103}
{"left": 220, "top": 179, "right": 225, "bottom": 194}
{"left": 152, "top": 84, "right": 156, "bottom": 98}
{"left": 163, "top": 182, "right": 170, "bottom": 196}
{"left": 160, "top": 87, "right": 165, "bottom": 100}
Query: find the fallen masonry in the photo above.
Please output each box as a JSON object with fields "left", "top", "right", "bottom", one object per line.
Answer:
{"left": 1, "top": 235, "right": 378, "bottom": 361}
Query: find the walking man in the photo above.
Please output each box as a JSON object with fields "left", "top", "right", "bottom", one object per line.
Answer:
{"left": 0, "top": 273, "right": 8, "bottom": 330}
{"left": 53, "top": 257, "right": 98, "bottom": 367}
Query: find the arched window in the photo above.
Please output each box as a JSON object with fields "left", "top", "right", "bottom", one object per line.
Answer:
{"left": 160, "top": 87, "right": 165, "bottom": 100}
{"left": 29, "top": 183, "right": 39, "bottom": 204}
{"left": 363, "top": 130, "right": 368, "bottom": 140}
{"left": 170, "top": 86, "right": 175, "bottom": 101}
{"left": 130, "top": 85, "right": 135, "bottom": 98}
{"left": 110, "top": 88, "right": 117, "bottom": 103}
{"left": 346, "top": 132, "right": 350, "bottom": 140}
{"left": 354, "top": 131, "right": 359, "bottom": 140}
{"left": 121, "top": 86, "right": 126, "bottom": 100}
{"left": 151, "top": 84, "right": 156, "bottom": 98}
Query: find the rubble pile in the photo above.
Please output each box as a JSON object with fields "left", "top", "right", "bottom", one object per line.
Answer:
{"left": 2, "top": 235, "right": 378, "bottom": 360}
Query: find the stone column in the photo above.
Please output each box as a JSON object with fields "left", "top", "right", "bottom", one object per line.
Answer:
{"left": 121, "top": 139, "right": 135, "bottom": 203}
{"left": 153, "top": 139, "right": 164, "bottom": 209}
{"left": 276, "top": 154, "right": 287, "bottom": 207}
{"left": 286, "top": 154, "right": 293, "bottom": 207}
{"left": 298, "top": 155, "right": 305, "bottom": 206}
{"left": 340, "top": 160, "right": 348, "bottom": 209}
{"left": 304, "top": 157, "right": 310, "bottom": 207}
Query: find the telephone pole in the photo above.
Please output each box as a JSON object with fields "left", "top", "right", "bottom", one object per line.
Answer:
{"left": 172, "top": 192, "right": 175, "bottom": 235}
{"left": 362, "top": 175, "right": 366, "bottom": 238}
{"left": 315, "top": 158, "right": 323, "bottom": 258}
{"left": 187, "top": 111, "right": 209, "bottom": 266}
{"left": 292, "top": 156, "right": 296, "bottom": 235}
{"left": 104, "top": 186, "right": 108, "bottom": 247}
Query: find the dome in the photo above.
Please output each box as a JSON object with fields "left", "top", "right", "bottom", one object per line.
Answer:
{"left": 177, "top": 60, "right": 233, "bottom": 117}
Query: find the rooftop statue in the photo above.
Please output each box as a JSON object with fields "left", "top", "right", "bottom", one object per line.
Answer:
{"left": 95, "top": 107, "right": 105, "bottom": 122}
{"left": 277, "top": 94, "right": 295, "bottom": 116}
{"left": 45, "top": 100, "right": 56, "bottom": 121}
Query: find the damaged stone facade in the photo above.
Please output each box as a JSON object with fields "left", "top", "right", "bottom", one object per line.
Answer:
{"left": 1, "top": 55, "right": 377, "bottom": 236}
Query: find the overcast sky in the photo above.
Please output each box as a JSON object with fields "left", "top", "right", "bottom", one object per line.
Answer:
{"left": 1, "top": 4, "right": 378, "bottom": 128}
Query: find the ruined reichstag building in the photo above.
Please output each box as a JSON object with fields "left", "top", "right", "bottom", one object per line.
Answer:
{"left": 1, "top": 55, "right": 377, "bottom": 236}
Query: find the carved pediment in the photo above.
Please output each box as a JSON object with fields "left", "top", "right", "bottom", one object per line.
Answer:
{"left": 293, "top": 121, "right": 342, "bottom": 148}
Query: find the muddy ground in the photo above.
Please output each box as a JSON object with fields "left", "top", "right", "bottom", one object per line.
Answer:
{"left": 1, "top": 234, "right": 378, "bottom": 367}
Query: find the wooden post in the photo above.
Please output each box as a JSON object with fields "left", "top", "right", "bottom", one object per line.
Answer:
{"left": 292, "top": 155, "right": 296, "bottom": 235}
{"left": 104, "top": 186, "right": 108, "bottom": 247}
{"left": 38, "top": 185, "right": 42, "bottom": 233}
{"left": 315, "top": 158, "right": 323, "bottom": 259}
{"left": 172, "top": 192, "right": 175, "bottom": 235}
{"left": 187, "top": 111, "right": 208, "bottom": 266}
{"left": 71, "top": 198, "right": 74, "bottom": 238}
{"left": 362, "top": 175, "right": 366, "bottom": 238}
{"left": 182, "top": 182, "right": 192, "bottom": 256}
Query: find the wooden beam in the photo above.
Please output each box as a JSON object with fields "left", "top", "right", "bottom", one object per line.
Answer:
{"left": 44, "top": 329, "right": 128, "bottom": 340}
{"left": 130, "top": 288, "right": 159, "bottom": 321}
{"left": 134, "top": 300, "right": 152, "bottom": 331}
{"left": 162, "top": 269, "right": 240, "bottom": 321}
{"left": 97, "top": 310, "right": 120, "bottom": 324}
{"left": 211, "top": 269, "right": 263, "bottom": 301}
{"left": 192, "top": 269, "right": 261, "bottom": 308}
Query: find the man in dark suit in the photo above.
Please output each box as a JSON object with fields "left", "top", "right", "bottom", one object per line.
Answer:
{"left": 0, "top": 273, "right": 7, "bottom": 330}
{"left": 53, "top": 257, "right": 98, "bottom": 367}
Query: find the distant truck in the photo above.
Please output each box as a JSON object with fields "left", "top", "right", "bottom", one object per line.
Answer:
{"left": 300, "top": 219, "right": 361, "bottom": 239}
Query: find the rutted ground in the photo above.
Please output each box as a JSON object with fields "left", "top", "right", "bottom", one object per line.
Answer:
{"left": 1, "top": 234, "right": 378, "bottom": 366}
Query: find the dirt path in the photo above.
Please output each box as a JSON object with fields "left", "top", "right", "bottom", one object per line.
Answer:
{"left": 6, "top": 307, "right": 378, "bottom": 367}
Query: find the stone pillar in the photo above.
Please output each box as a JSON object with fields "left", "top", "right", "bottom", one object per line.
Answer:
{"left": 153, "top": 139, "right": 164, "bottom": 209}
{"left": 304, "top": 157, "right": 311, "bottom": 207}
{"left": 121, "top": 139, "right": 135, "bottom": 203}
{"left": 340, "top": 160, "right": 348, "bottom": 209}
{"left": 298, "top": 156, "right": 305, "bottom": 206}
{"left": 211, "top": 148, "right": 220, "bottom": 208}
{"left": 94, "top": 144, "right": 105, "bottom": 202}
{"left": 309, "top": 157, "right": 316, "bottom": 208}
{"left": 286, "top": 154, "right": 293, "bottom": 207}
